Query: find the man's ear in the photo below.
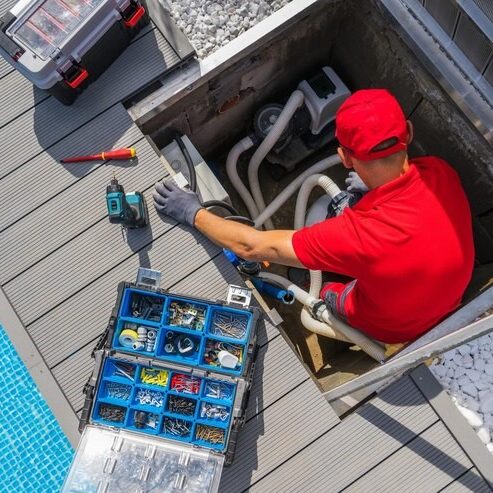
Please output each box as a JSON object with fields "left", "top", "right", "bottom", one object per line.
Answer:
{"left": 337, "top": 147, "right": 353, "bottom": 169}
{"left": 406, "top": 120, "right": 414, "bottom": 145}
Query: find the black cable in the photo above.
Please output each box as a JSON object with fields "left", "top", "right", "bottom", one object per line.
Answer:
{"left": 173, "top": 133, "right": 197, "bottom": 193}
{"left": 224, "top": 215, "right": 255, "bottom": 226}
{"left": 203, "top": 200, "right": 240, "bottom": 217}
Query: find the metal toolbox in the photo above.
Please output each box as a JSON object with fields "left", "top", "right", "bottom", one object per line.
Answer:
{"left": 62, "top": 269, "right": 260, "bottom": 492}
{"left": 0, "top": 0, "right": 149, "bottom": 104}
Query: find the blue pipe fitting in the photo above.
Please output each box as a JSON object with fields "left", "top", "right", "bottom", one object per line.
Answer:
{"left": 223, "top": 249, "right": 260, "bottom": 275}
{"left": 251, "top": 277, "right": 295, "bottom": 305}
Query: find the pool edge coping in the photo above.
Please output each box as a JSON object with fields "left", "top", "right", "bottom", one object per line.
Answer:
{"left": 0, "top": 287, "right": 80, "bottom": 448}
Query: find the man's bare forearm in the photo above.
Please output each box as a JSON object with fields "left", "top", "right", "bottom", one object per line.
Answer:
{"left": 194, "top": 209, "right": 303, "bottom": 267}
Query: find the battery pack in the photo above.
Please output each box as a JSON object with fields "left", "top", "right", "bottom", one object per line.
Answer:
{"left": 0, "top": 0, "right": 150, "bottom": 104}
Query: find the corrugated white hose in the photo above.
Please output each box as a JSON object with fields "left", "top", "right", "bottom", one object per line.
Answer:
{"left": 254, "top": 154, "right": 341, "bottom": 229}
{"left": 295, "top": 174, "right": 351, "bottom": 342}
{"left": 249, "top": 90, "right": 305, "bottom": 230}
{"left": 257, "top": 272, "right": 386, "bottom": 362}
{"left": 226, "top": 136, "right": 259, "bottom": 219}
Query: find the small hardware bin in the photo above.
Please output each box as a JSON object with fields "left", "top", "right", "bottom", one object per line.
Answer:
{"left": 62, "top": 270, "right": 260, "bottom": 492}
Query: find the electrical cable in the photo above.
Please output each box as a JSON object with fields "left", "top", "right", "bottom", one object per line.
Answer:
{"left": 203, "top": 200, "right": 240, "bottom": 217}
{"left": 224, "top": 215, "right": 255, "bottom": 226}
{"left": 173, "top": 133, "right": 197, "bottom": 193}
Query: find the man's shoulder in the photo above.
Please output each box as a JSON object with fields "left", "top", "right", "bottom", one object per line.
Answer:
{"left": 410, "top": 155, "right": 455, "bottom": 172}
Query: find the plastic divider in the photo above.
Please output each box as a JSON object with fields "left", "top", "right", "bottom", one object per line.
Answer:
{"left": 119, "top": 288, "right": 167, "bottom": 323}
{"left": 207, "top": 306, "right": 252, "bottom": 342}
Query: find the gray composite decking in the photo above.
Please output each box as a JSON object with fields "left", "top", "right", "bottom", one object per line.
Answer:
{"left": 0, "top": 5, "right": 492, "bottom": 491}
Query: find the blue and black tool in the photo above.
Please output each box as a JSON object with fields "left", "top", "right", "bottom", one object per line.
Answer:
{"left": 106, "top": 175, "right": 148, "bottom": 229}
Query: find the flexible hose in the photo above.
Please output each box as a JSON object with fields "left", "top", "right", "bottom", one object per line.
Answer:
{"left": 203, "top": 200, "right": 240, "bottom": 217}
{"left": 174, "top": 134, "right": 197, "bottom": 193}
{"left": 254, "top": 154, "right": 341, "bottom": 229}
{"left": 294, "top": 174, "right": 342, "bottom": 229}
{"left": 294, "top": 173, "right": 351, "bottom": 340}
{"left": 248, "top": 90, "right": 305, "bottom": 230}
{"left": 226, "top": 136, "right": 258, "bottom": 219}
{"left": 257, "top": 272, "right": 386, "bottom": 361}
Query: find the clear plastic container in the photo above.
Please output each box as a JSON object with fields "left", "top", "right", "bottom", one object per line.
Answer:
{"left": 10, "top": 0, "right": 105, "bottom": 59}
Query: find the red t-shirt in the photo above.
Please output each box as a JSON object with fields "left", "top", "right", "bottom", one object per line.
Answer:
{"left": 292, "top": 157, "right": 474, "bottom": 343}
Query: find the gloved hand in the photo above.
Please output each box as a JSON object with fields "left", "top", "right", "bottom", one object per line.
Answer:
{"left": 345, "top": 171, "right": 369, "bottom": 193}
{"left": 153, "top": 180, "right": 203, "bottom": 227}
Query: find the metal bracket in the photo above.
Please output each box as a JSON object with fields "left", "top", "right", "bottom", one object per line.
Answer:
{"left": 226, "top": 285, "right": 252, "bottom": 308}
{"left": 136, "top": 268, "right": 162, "bottom": 290}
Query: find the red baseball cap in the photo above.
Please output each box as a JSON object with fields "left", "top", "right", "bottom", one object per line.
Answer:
{"left": 335, "top": 89, "right": 408, "bottom": 161}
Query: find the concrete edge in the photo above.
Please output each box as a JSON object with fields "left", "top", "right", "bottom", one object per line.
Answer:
{"left": 410, "top": 364, "right": 493, "bottom": 488}
{"left": 0, "top": 287, "right": 80, "bottom": 448}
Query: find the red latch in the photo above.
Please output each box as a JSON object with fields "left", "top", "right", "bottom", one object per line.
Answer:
{"left": 64, "top": 67, "right": 89, "bottom": 89}
{"left": 123, "top": 5, "right": 145, "bottom": 28}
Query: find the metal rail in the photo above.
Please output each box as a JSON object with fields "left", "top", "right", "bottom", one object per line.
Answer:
{"left": 324, "top": 286, "right": 493, "bottom": 402}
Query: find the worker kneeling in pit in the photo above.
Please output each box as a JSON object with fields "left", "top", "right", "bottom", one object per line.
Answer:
{"left": 153, "top": 89, "right": 474, "bottom": 345}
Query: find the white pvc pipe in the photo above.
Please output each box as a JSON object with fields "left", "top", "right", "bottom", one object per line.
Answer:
{"left": 248, "top": 90, "right": 305, "bottom": 229}
{"left": 226, "top": 136, "right": 259, "bottom": 219}
{"left": 254, "top": 154, "right": 341, "bottom": 229}
{"left": 258, "top": 272, "right": 386, "bottom": 362}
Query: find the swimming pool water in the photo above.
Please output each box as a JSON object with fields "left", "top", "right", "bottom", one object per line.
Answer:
{"left": 0, "top": 325, "right": 74, "bottom": 492}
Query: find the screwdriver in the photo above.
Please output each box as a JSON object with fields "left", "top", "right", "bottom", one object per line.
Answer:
{"left": 60, "top": 147, "right": 136, "bottom": 163}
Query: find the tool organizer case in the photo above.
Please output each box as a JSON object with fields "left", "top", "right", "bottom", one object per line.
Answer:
{"left": 0, "top": 0, "right": 149, "bottom": 104}
{"left": 63, "top": 272, "right": 260, "bottom": 492}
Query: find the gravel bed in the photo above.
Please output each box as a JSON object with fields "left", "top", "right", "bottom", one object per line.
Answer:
{"left": 167, "top": 0, "right": 493, "bottom": 457}
{"left": 167, "top": 0, "right": 292, "bottom": 59}
{"left": 430, "top": 333, "right": 493, "bottom": 454}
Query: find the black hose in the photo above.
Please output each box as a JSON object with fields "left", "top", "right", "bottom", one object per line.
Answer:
{"left": 173, "top": 134, "right": 197, "bottom": 193}
{"left": 224, "top": 215, "right": 255, "bottom": 226}
{"left": 203, "top": 200, "right": 240, "bottom": 217}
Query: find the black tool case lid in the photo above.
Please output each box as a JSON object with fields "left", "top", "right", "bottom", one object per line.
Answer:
{"left": 61, "top": 424, "right": 224, "bottom": 492}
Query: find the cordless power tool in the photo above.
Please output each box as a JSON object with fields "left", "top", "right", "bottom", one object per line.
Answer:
{"left": 106, "top": 176, "right": 148, "bottom": 229}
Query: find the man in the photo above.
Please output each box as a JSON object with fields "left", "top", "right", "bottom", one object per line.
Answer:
{"left": 153, "top": 89, "right": 474, "bottom": 343}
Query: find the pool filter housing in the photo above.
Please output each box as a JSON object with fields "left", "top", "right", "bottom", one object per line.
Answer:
{"left": 253, "top": 66, "right": 351, "bottom": 174}
{"left": 0, "top": 0, "right": 149, "bottom": 104}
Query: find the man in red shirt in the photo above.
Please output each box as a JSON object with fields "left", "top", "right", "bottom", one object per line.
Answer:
{"left": 153, "top": 89, "right": 475, "bottom": 343}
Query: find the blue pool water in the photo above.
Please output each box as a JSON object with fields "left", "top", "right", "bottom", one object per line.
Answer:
{"left": 0, "top": 325, "right": 74, "bottom": 492}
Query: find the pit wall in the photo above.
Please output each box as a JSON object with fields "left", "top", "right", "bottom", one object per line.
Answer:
{"left": 142, "top": 0, "right": 493, "bottom": 263}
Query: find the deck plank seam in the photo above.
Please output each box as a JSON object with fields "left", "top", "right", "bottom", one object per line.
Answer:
{"left": 241, "top": 411, "right": 346, "bottom": 492}
{"left": 0, "top": 24, "right": 158, "bottom": 132}
{"left": 437, "top": 468, "right": 491, "bottom": 492}
{"left": 0, "top": 133, "right": 146, "bottom": 236}
{"left": 1, "top": 166, "right": 167, "bottom": 288}
{"left": 48, "top": 250, "right": 230, "bottom": 370}
{"left": 335, "top": 419, "right": 441, "bottom": 492}
{"left": 0, "top": 101, "right": 122, "bottom": 182}
{"left": 22, "top": 211, "right": 177, "bottom": 328}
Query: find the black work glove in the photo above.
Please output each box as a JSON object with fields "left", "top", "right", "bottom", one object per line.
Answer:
{"left": 153, "top": 180, "right": 203, "bottom": 227}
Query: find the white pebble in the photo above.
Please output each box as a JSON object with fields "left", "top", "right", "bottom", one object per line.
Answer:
{"left": 432, "top": 364, "right": 447, "bottom": 377}
{"left": 487, "top": 443, "right": 493, "bottom": 453}
{"left": 480, "top": 394, "right": 493, "bottom": 414}
{"left": 456, "top": 405, "right": 483, "bottom": 428}
{"left": 485, "top": 364, "right": 493, "bottom": 377}
{"left": 461, "top": 383, "right": 478, "bottom": 398}
{"left": 460, "top": 354, "right": 474, "bottom": 369}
